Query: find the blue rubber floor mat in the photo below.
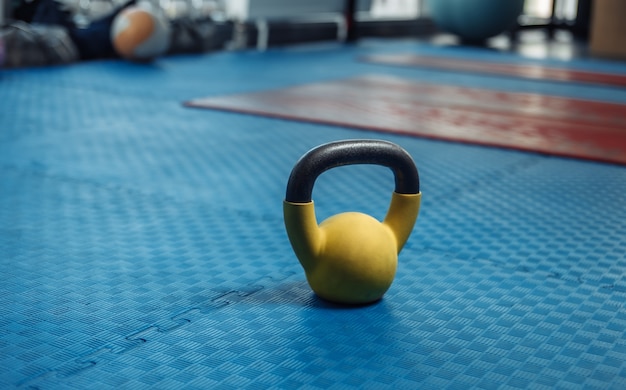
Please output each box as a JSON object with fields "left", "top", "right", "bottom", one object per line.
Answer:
{"left": 1, "top": 41, "right": 625, "bottom": 389}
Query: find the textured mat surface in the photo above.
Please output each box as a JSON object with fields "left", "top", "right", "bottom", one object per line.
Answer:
{"left": 1, "top": 41, "right": 626, "bottom": 389}
{"left": 361, "top": 53, "right": 626, "bottom": 88}
{"left": 187, "top": 74, "right": 626, "bottom": 165}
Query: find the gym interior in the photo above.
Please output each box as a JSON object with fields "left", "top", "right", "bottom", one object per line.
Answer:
{"left": 1, "top": 0, "right": 625, "bottom": 388}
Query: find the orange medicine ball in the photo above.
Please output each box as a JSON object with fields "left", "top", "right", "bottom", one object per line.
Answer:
{"left": 111, "top": 4, "right": 170, "bottom": 61}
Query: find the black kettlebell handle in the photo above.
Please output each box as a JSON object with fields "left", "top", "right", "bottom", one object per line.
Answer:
{"left": 285, "top": 139, "right": 420, "bottom": 203}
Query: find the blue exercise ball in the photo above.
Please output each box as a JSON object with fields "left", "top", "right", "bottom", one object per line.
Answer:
{"left": 427, "top": 0, "right": 525, "bottom": 42}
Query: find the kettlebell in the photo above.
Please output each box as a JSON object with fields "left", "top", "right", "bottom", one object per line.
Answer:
{"left": 283, "top": 140, "right": 421, "bottom": 304}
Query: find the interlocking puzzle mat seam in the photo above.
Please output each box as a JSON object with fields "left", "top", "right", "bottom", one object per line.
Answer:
{"left": 8, "top": 248, "right": 624, "bottom": 389}
{"left": 14, "top": 271, "right": 298, "bottom": 389}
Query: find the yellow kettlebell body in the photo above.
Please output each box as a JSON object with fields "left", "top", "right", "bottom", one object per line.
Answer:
{"left": 284, "top": 192, "right": 421, "bottom": 304}
{"left": 284, "top": 140, "right": 421, "bottom": 305}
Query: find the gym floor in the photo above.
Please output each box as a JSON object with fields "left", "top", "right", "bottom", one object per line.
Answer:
{"left": 1, "top": 33, "right": 626, "bottom": 389}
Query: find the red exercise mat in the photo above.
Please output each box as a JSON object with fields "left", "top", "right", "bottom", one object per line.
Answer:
{"left": 361, "top": 54, "right": 626, "bottom": 88}
{"left": 186, "top": 74, "right": 626, "bottom": 165}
